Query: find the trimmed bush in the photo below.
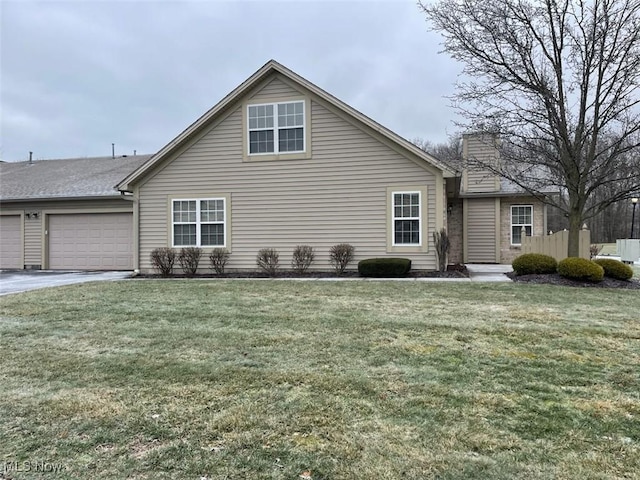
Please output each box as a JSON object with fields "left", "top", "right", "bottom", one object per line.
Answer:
{"left": 150, "top": 247, "right": 176, "bottom": 277}
{"left": 358, "top": 258, "right": 412, "bottom": 277}
{"left": 329, "top": 243, "right": 355, "bottom": 275}
{"left": 558, "top": 257, "right": 604, "bottom": 282}
{"left": 593, "top": 258, "right": 633, "bottom": 281}
{"left": 512, "top": 253, "right": 558, "bottom": 275}
{"left": 291, "top": 245, "right": 315, "bottom": 273}
{"left": 178, "top": 247, "right": 202, "bottom": 276}
{"left": 209, "top": 248, "right": 230, "bottom": 275}
{"left": 257, "top": 248, "right": 279, "bottom": 276}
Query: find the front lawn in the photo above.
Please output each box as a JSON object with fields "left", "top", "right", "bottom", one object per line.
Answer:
{"left": 1, "top": 281, "right": 638, "bottom": 479}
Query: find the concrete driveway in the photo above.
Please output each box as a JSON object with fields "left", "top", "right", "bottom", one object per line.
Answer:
{"left": 0, "top": 270, "right": 132, "bottom": 296}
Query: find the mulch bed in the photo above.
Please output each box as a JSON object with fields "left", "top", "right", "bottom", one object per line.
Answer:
{"left": 506, "top": 272, "right": 640, "bottom": 290}
{"left": 139, "top": 264, "right": 469, "bottom": 280}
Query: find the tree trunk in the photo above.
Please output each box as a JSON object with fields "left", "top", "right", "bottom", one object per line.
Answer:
{"left": 567, "top": 209, "right": 583, "bottom": 258}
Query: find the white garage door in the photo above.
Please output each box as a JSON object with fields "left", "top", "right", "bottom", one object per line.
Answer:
{"left": 0, "top": 215, "right": 22, "bottom": 269}
{"left": 49, "top": 213, "right": 133, "bottom": 270}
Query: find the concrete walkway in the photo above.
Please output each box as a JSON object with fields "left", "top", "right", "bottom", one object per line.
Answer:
{"left": 0, "top": 270, "right": 132, "bottom": 296}
{"left": 465, "top": 264, "right": 513, "bottom": 282}
{"left": 0, "top": 265, "right": 514, "bottom": 296}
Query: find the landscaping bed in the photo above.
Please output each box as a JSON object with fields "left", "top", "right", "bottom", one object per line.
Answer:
{"left": 507, "top": 271, "right": 640, "bottom": 289}
{"left": 140, "top": 264, "right": 469, "bottom": 279}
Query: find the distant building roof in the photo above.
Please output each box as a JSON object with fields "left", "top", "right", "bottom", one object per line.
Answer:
{"left": 0, "top": 155, "right": 152, "bottom": 201}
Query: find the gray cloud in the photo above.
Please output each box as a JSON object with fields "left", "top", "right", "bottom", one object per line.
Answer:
{"left": 1, "top": 0, "right": 462, "bottom": 162}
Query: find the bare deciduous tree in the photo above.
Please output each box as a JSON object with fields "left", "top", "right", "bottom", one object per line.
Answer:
{"left": 420, "top": 0, "right": 640, "bottom": 256}
{"left": 413, "top": 134, "right": 463, "bottom": 170}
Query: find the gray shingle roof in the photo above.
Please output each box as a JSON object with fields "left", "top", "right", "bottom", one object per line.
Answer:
{"left": 0, "top": 155, "right": 152, "bottom": 201}
{"left": 500, "top": 173, "right": 560, "bottom": 195}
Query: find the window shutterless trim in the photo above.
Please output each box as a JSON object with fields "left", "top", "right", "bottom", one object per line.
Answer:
{"left": 171, "top": 197, "right": 226, "bottom": 248}
{"left": 386, "top": 185, "right": 428, "bottom": 254}
{"left": 510, "top": 204, "right": 533, "bottom": 245}
{"left": 247, "top": 100, "right": 305, "bottom": 155}
{"left": 391, "top": 190, "right": 422, "bottom": 247}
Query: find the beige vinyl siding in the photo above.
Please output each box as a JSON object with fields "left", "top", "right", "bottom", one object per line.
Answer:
{"left": 465, "top": 198, "right": 499, "bottom": 263}
{"left": 137, "top": 93, "right": 438, "bottom": 272}
{"left": 24, "top": 214, "right": 42, "bottom": 266}
{"left": 248, "top": 76, "right": 303, "bottom": 102}
{"left": 462, "top": 134, "right": 500, "bottom": 194}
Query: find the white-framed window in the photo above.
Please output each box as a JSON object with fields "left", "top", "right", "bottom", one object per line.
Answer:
{"left": 511, "top": 205, "right": 533, "bottom": 245}
{"left": 172, "top": 198, "right": 225, "bottom": 247}
{"left": 392, "top": 191, "right": 421, "bottom": 246}
{"left": 248, "top": 101, "right": 305, "bottom": 154}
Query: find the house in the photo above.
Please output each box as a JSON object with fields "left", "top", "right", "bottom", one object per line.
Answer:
{"left": 447, "top": 133, "right": 550, "bottom": 265}
{"left": 0, "top": 155, "right": 151, "bottom": 270}
{"left": 0, "top": 60, "right": 547, "bottom": 272}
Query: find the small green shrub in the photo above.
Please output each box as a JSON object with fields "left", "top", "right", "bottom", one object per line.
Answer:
{"left": 558, "top": 257, "right": 604, "bottom": 282}
{"left": 329, "top": 243, "right": 355, "bottom": 275}
{"left": 593, "top": 258, "right": 633, "bottom": 281}
{"left": 358, "top": 258, "right": 412, "bottom": 277}
{"left": 209, "top": 248, "right": 230, "bottom": 275}
{"left": 512, "top": 253, "right": 557, "bottom": 275}
{"left": 291, "top": 245, "right": 315, "bottom": 273}
{"left": 178, "top": 247, "right": 202, "bottom": 276}
{"left": 257, "top": 248, "right": 279, "bottom": 276}
{"left": 150, "top": 247, "right": 176, "bottom": 277}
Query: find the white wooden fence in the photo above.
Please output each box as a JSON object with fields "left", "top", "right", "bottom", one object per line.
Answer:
{"left": 617, "top": 239, "right": 640, "bottom": 263}
{"left": 522, "top": 229, "right": 590, "bottom": 261}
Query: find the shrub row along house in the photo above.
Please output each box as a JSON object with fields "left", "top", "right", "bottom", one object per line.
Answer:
{"left": 0, "top": 60, "right": 549, "bottom": 272}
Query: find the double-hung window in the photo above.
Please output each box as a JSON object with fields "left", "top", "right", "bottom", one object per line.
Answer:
{"left": 172, "top": 198, "right": 225, "bottom": 247}
{"left": 511, "top": 205, "right": 532, "bottom": 245}
{"left": 392, "top": 191, "right": 421, "bottom": 245}
{"left": 248, "top": 101, "right": 305, "bottom": 154}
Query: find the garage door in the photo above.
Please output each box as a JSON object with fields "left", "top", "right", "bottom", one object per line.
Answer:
{"left": 49, "top": 213, "right": 133, "bottom": 270}
{"left": 0, "top": 215, "right": 22, "bottom": 269}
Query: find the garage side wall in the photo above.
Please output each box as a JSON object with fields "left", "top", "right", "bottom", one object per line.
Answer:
{"left": 0, "top": 198, "right": 133, "bottom": 269}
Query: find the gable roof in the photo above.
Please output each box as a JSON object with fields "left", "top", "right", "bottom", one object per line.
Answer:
{"left": 0, "top": 155, "right": 152, "bottom": 202}
{"left": 117, "top": 60, "right": 454, "bottom": 191}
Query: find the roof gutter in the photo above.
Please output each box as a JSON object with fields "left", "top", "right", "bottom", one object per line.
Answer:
{"left": 458, "top": 190, "right": 560, "bottom": 198}
{"left": 0, "top": 194, "right": 129, "bottom": 203}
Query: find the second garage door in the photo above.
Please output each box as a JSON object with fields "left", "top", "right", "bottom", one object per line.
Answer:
{"left": 0, "top": 215, "right": 22, "bottom": 269}
{"left": 49, "top": 213, "right": 133, "bottom": 270}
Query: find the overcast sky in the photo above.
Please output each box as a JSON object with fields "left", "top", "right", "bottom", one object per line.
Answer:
{"left": 1, "top": 0, "right": 462, "bottom": 162}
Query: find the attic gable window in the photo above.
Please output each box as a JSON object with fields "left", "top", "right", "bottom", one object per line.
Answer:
{"left": 248, "top": 101, "right": 305, "bottom": 154}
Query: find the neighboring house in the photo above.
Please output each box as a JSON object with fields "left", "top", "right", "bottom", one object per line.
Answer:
{"left": 0, "top": 60, "right": 547, "bottom": 271}
{"left": 0, "top": 155, "right": 151, "bottom": 270}
{"left": 447, "top": 133, "right": 549, "bottom": 265}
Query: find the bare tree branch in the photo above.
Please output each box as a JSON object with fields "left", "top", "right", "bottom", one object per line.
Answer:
{"left": 420, "top": 0, "right": 640, "bottom": 254}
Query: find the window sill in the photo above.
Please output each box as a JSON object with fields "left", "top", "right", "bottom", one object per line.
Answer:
{"left": 387, "top": 245, "right": 428, "bottom": 254}
{"left": 243, "top": 151, "right": 311, "bottom": 162}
